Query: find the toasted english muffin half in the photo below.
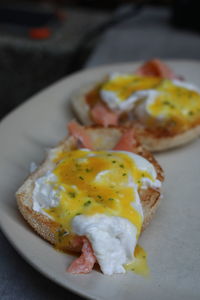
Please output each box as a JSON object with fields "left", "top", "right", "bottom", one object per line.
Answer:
{"left": 16, "top": 126, "right": 164, "bottom": 252}
{"left": 71, "top": 81, "right": 200, "bottom": 152}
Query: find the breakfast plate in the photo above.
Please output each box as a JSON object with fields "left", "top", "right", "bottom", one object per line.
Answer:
{"left": 0, "top": 61, "right": 200, "bottom": 300}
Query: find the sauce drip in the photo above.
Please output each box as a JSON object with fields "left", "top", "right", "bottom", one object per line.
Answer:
{"left": 125, "top": 245, "right": 150, "bottom": 277}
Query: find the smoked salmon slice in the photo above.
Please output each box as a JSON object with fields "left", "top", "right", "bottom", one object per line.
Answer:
{"left": 113, "top": 128, "right": 137, "bottom": 152}
{"left": 67, "top": 237, "right": 96, "bottom": 274}
{"left": 135, "top": 59, "right": 177, "bottom": 79}
{"left": 91, "top": 102, "right": 119, "bottom": 127}
{"left": 68, "top": 121, "right": 93, "bottom": 150}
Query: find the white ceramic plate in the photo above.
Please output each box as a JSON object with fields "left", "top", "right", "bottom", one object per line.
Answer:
{"left": 0, "top": 61, "right": 200, "bottom": 300}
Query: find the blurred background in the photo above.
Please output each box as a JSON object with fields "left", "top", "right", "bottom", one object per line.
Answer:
{"left": 0, "top": 0, "right": 200, "bottom": 119}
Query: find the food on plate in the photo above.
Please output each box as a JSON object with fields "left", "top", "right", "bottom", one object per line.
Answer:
{"left": 71, "top": 59, "right": 200, "bottom": 151}
{"left": 16, "top": 121, "right": 164, "bottom": 275}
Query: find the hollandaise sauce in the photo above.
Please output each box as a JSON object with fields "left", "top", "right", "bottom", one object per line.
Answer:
{"left": 125, "top": 244, "right": 150, "bottom": 277}
{"left": 147, "top": 80, "right": 200, "bottom": 128}
{"left": 100, "top": 74, "right": 200, "bottom": 131}
{"left": 45, "top": 150, "right": 155, "bottom": 234}
{"left": 102, "top": 75, "right": 161, "bottom": 101}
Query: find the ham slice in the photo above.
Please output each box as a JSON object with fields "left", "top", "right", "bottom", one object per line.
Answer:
{"left": 68, "top": 121, "right": 93, "bottom": 150}
{"left": 67, "top": 237, "right": 96, "bottom": 274}
{"left": 113, "top": 128, "right": 137, "bottom": 152}
{"left": 135, "top": 59, "right": 177, "bottom": 79}
{"left": 91, "top": 102, "right": 119, "bottom": 127}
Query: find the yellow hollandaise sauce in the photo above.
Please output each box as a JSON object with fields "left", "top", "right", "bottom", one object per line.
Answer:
{"left": 44, "top": 149, "right": 155, "bottom": 235}
{"left": 147, "top": 80, "right": 200, "bottom": 128}
{"left": 125, "top": 244, "right": 150, "bottom": 277}
{"left": 101, "top": 74, "right": 200, "bottom": 131}
{"left": 102, "top": 75, "right": 161, "bottom": 101}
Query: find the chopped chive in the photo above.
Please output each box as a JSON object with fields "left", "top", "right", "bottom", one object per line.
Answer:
{"left": 76, "top": 213, "right": 81, "bottom": 216}
{"left": 84, "top": 200, "right": 91, "bottom": 207}
{"left": 58, "top": 230, "right": 68, "bottom": 237}
{"left": 68, "top": 192, "right": 76, "bottom": 198}
{"left": 163, "top": 101, "right": 175, "bottom": 109}
{"left": 108, "top": 198, "right": 114, "bottom": 201}
{"left": 107, "top": 153, "right": 112, "bottom": 156}
{"left": 122, "top": 173, "right": 127, "bottom": 176}
{"left": 163, "top": 101, "right": 170, "bottom": 105}
{"left": 112, "top": 160, "right": 116, "bottom": 163}
{"left": 79, "top": 176, "right": 84, "bottom": 180}
{"left": 97, "top": 195, "right": 102, "bottom": 199}
{"left": 85, "top": 168, "right": 91, "bottom": 172}
{"left": 188, "top": 111, "right": 194, "bottom": 116}
{"left": 119, "top": 164, "right": 124, "bottom": 168}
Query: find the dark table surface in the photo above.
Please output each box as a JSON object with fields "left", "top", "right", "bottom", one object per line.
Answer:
{"left": 0, "top": 6, "right": 108, "bottom": 120}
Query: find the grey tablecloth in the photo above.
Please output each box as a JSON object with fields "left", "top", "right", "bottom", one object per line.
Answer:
{"left": 86, "top": 6, "right": 200, "bottom": 68}
{"left": 0, "top": 6, "right": 108, "bottom": 119}
{"left": 1, "top": 5, "right": 200, "bottom": 300}
{"left": 0, "top": 231, "right": 79, "bottom": 300}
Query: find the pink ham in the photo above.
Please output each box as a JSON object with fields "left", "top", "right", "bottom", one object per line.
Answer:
{"left": 91, "top": 102, "right": 119, "bottom": 127}
{"left": 135, "top": 59, "right": 178, "bottom": 79}
{"left": 113, "top": 128, "right": 137, "bottom": 152}
{"left": 68, "top": 120, "right": 93, "bottom": 150}
{"left": 67, "top": 237, "right": 96, "bottom": 274}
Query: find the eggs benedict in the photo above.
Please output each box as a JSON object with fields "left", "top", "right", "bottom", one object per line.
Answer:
{"left": 16, "top": 123, "right": 164, "bottom": 275}
{"left": 71, "top": 59, "right": 200, "bottom": 151}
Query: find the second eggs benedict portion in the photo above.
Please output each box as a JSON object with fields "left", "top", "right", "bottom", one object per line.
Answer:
{"left": 71, "top": 59, "right": 200, "bottom": 150}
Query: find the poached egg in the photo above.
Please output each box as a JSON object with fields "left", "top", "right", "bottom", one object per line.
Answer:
{"left": 33, "top": 149, "right": 161, "bottom": 275}
{"left": 100, "top": 73, "right": 200, "bottom": 131}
